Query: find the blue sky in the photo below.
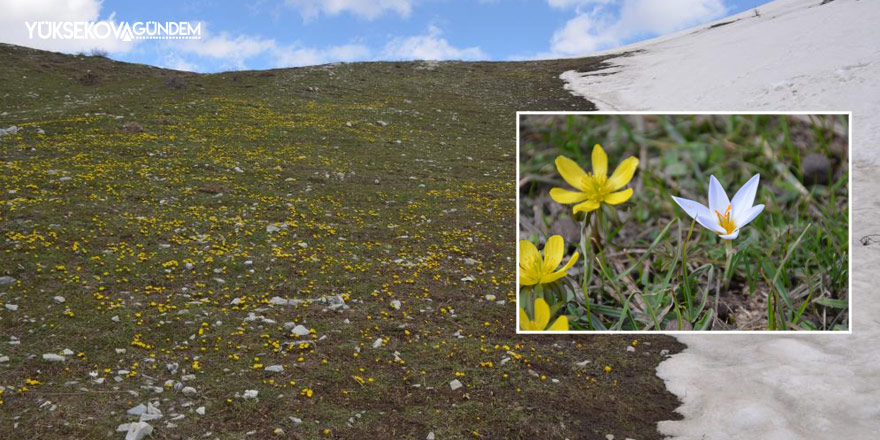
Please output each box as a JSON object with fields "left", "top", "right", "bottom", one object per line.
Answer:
{"left": 1, "top": 0, "right": 770, "bottom": 72}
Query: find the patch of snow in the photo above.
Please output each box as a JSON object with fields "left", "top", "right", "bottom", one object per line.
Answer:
{"left": 559, "top": 1, "right": 879, "bottom": 439}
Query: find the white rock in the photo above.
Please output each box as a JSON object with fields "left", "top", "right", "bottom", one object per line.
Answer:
{"left": 427, "top": 432, "right": 436, "bottom": 440}
{"left": 485, "top": 294, "right": 496, "bottom": 301}
{"left": 372, "top": 338, "right": 383, "bottom": 349}
{"left": 463, "top": 258, "right": 477, "bottom": 265}
{"left": 42, "top": 353, "right": 65, "bottom": 362}
{"left": 124, "top": 422, "right": 153, "bottom": 440}
{"left": 269, "top": 296, "right": 288, "bottom": 306}
{"left": 292, "top": 325, "right": 310, "bottom": 336}
{"left": 61, "top": 348, "right": 74, "bottom": 356}
{"left": 390, "top": 300, "right": 401, "bottom": 310}
{"left": 181, "top": 386, "right": 197, "bottom": 396}
{"left": 127, "top": 404, "right": 147, "bottom": 416}
{"left": 195, "top": 406, "right": 205, "bottom": 415}
{"left": 0, "top": 276, "right": 15, "bottom": 285}
{"left": 449, "top": 379, "right": 463, "bottom": 391}
{"left": 117, "top": 423, "right": 132, "bottom": 432}
{"left": 5, "top": 304, "right": 18, "bottom": 311}
{"left": 0, "top": 356, "right": 9, "bottom": 363}
{"left": 266, "top": 224, "right": 280, "bottom": 233}
{"left": 230, "top": 298, "right": 242, "bottom": 305}
{"left": 264, "top": 365, "right": 284, "bottom": 372}
{"left": 243, "top": 389, "right": 259, "bottom": 400}
{"left": 53, "top": 296, "right": 66, "bottom": 304}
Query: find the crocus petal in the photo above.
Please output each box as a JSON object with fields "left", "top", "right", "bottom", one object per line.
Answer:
{"left": 572, "top": 199, "right": 600, "bottom": 213}
{"left": 730, "top": 174, "right": 760, "bottom": 220}
{"left": 603, "top": 188, "right": 633, "bottom": 205}
{"left": 719, "top": 229, "right": 740, "bottom": 240}
{"left": 549, "top": 188, "right": 590, "bottom": 204}
{"left": 546, "top": 315, "right": 569, "bottom": 331}
{"left": 555, "top": 156, "right": 589, "bottom": 192}
{"left": 708, "top": 175, "right": 731, "bottom": 215}
{"left": 592, "top": 144, "right": 608, "bottom": 177}
{"left": 533, "top": 298, "right": 551, "bottom": 329}
{"left": 671, "top": 196, "right": 710, "bottom": 220}
{"left": 606, "top": 156, "right": 639, "bottom": 190}
{"left": 696, "top": 214, "right": 727, "bottom": 235}
{"left": 542, "top": 235, "right": 564, "bottom": 274}
{"left": 519, "top": 307, "right": 533, "bottom": 330}
{"left": 735, "top": 204, "right": 765, "bottom": 229}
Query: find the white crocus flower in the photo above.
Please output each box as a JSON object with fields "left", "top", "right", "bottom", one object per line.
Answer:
{"left": 672, "top": 174, "right": 765, "bottom": 240}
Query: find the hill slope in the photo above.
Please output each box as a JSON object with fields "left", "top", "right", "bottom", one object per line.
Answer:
{"left": 0, "top": 43, "right": 682, "bottom": 440}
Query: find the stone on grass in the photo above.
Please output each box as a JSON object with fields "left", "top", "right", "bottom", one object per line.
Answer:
{"left": 0, "top": 276, "right": 15, "bottom": 285}
{"left": 42, "top": 353, "right": 65, "bottom": 362}
{"left": 181, "top": 386, "right": 197, "bottom": 396}
{"left": 53, "top": 296, "right": 66, "bottom": 304}
{"left": 124, "top": 422, "right": 153, "bottom": 440}
{"left": 427, "top": 432, "right": 436, "bottom": 440}
{"left": 195, "top": 406, "right": 205, "bottom": 415}
{"left": 127, "top": 404, "right": 147, "bottom": 416}
{"left": 0, "top": 356, "right": 9, "bottom": 363}
{"left": 243, "top": 389, "right": 259, "bottom": 400}
{"left": 264, "top": 365, "right": 284, "bottom": 372}
{"left": 449, "top": 379, "right": 463, "bottom": 391}
{"left": 372, "top": 338, "right": 383, "bottom": 349}
{"left": 291, "top": 325, "right": 310, "bottom": 336}
{"left": 5, "top": 304, "right": 18, "bottom": 311}
{"left": 390, "top": 300, "right": 401, "bottom": 310}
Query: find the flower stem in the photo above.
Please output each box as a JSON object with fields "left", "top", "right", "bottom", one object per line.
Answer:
{"left": 722, "top": 239, "right": 734, "bottom": 292}
{"left": 592, "top": 207, "right": 603, "bottom": 254}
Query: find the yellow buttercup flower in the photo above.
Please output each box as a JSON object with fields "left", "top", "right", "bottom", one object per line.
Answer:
{"left": 549, "top": 144, "right": 639, "bottom": 213}
{"left": 519, "top": 235, "right": 579, "bottom": 286}
{"left": 519, "top": 297, "right": 568, "bottom": 331}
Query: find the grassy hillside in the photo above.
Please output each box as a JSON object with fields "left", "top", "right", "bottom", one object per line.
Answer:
{"left": 0, "top": 43, "right": 682, "bottom": 440}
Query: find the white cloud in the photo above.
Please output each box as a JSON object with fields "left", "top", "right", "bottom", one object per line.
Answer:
{"left": 382, "top": 25, "right": 484, "bottom": 61}
{"left": 0, "top": 0, "right": 137, "bottom": 54}
{"left": 549, "top": 0, "right": 728, "bottom": 56}
{"left": 165, "top": 26, "right": 370, "bottom": 70}
{"left": 285, "top": 0, "right": 414, "bottom": 21}
{"left": 162, "top": 52, "right": 199, "bottom": 72}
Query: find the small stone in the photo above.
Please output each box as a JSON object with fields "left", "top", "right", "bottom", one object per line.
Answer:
{"left": 264, "top": 365, "right": 284, "bottom": 372}
{"left": 485, "top": 294, "right": 496, "bottom": 301}
{"left": 61, "top": 348, "right": 74, "bottom": 356}
{"left": 53, "top": 296, "right": 66, "bottom": 304}
{"left": 42, "top": 353, "right": 65, "bottom": 362}
{"left": 243, "top": 389, "right": 259, "bottom": 400}
{"left": 626, "top": 346, "right": 636, "bottom": 352}
{"left": 230, "top": 298, "right": 242, "bottom": 305}
{"left": 195, "top": 406, "right": 205, "bottom": 415}
{"left": 266, "top": 224, "right": 280, "bottom": 233}
{"left": 127, "top": 404, "right": 147, "bottom": 416}
{"left": 292, "top": 325, "right": 310, "bottom": 336}
{"left": 372, "top": 338, "right": 383, "bottom": 349}
{"left": 117, "top": 423, "right": 132, "bottom": 432}
{"left": 0, "top": 276, "right": 15, "bottom": 285}
{"left": 0, "top": 356, "right": 9, "bottom": 363}
{"left": 463, "top": 258, "right": 477, "bottom": 265}
{"left": 124, "top": 422, "right": 153, "bottom": 440}
{"left": 449, "top": 379, "right": 463, "bottom": 391}
{"left": 390, "top": 300, "right": 401, "bottom": 310}
{"left": 4, "top": 304, "right": 18, "bottom": 311}
{"left": 427, "top": 432, "right": 435, "bottom": 440}
{"left": 269, "top": 296, "right": 288, "bottom": 305}
{"left": 181, "top": 386, "right": 197, "bottom": 396}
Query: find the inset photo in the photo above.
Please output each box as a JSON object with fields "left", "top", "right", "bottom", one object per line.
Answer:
{"left": 517, "top": 112, "right": 850, "bottom": 333}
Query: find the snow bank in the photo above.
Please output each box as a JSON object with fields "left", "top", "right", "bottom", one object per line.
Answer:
{"left": 560, "top": 0, "right": 880, "bottom": 438}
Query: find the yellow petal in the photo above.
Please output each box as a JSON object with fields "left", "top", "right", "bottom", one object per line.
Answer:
{"left": 542, "top": 235, "right": 564, "bottom": 274}
{"left": 519, "top": 270, "right": 538, "bottom": 286}
{"left": 519, "top": 240, "right": 539, "bottom": 266}
{"left": 550, "top": 188, "right": 589, "bottom": 204}
{"left": 592, "top": 144, "right": 607, "bottom": 177}
{"left": 572, "top": 199, "right": 600, "bottom": 213}
{"left": 547, "top": 315, "right": 569, "bottom": 331}
{"left": 607, "top": 156, "right": 639, "bottom": 191}
{"left": 533, "top": 298, "right": 551, "bottom": 329}
{"left": 555, "top": 156, "right": 588, "bottom": 191}
{"left": 604, "top": 188, "right": 633, "bottom": 205}
{"left": 519, "top": 307, "right": 532, "bottom": 330}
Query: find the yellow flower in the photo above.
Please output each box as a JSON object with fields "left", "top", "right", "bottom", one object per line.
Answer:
{"left": 549, "top": 145, "right": 639, "bottom": 213}
{"left": 519, "top": 235, "right": 579, "bottom": 286}
{"left": 519, "top": 297, "right": 568, "bottom": 331}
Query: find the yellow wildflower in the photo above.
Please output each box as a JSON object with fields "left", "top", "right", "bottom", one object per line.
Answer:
{"left": 519, "top": 235, "right": 579, "bottom": 286}
{"left": 519, "top": 297, "right": 568, "bottom": 331}
{"left": 550, "top": 145, "right": 639, "bottom": 213}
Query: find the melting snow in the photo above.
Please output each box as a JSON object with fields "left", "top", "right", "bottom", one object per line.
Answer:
{"left": 561, "top": 0, "right": 880, "bottom": 438}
